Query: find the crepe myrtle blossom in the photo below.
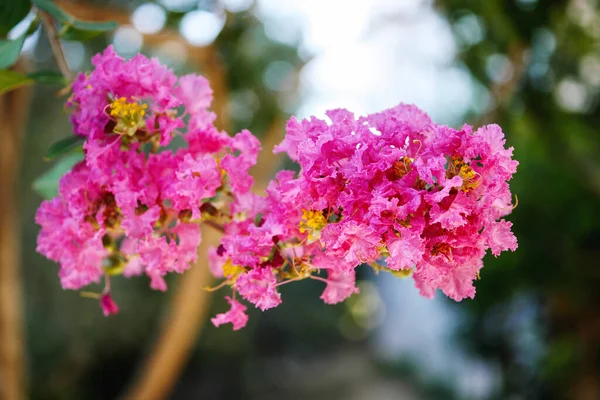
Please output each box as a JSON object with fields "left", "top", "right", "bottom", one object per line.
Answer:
{"left": 207, "top": 104, "right": 518, "bottom": 329}
{"left": 36, "top": 47, "right": 255, "bottom": 311}
{"left": 36, "top": 47, "right": 518, "bottom": 329}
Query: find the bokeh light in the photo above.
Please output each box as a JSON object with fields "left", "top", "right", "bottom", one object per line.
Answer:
{"left": 112, "top": 26, "right": 144, "bottom": 57}
{"left": 131, "top": 3, "right": 167, "bottom": 35}
{"left": 179, "top": 10, "right": 225, "bottom": 46}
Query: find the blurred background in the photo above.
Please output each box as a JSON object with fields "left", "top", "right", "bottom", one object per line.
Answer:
{"left": 3, "top": 0, "right": 600, "bottom": 399}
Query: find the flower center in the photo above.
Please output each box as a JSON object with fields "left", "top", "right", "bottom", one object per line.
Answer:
{"left": 299, "top": 209, "right": 327, "bottom": 242}
{"left": 431, "top": 242, "right": 452, "bottom": 260}
{"left": 386, "top": 156, "right": 413, "bottom": 181}
{"left": 222, "top": 259, "right": 245, "bottom": 283}
{"left": 109, "top": 97, "right": 148, "bottom": 136}
{"left": 447, "top": 156, "right": 480, "bottom": 192}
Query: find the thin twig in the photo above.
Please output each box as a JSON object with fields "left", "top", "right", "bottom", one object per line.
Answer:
{"left": 38, "top": 11, "right": 74, "bottom": 80}
{"left": 204, "top": 220, "right": 225, "bottom": 233}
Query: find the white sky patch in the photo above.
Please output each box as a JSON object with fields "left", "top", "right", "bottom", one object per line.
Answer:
{"left": 368, "top": 126, "right": 382, "bottom": 136}
{"left": 257, "top": 0, "right": 471, "bottom": 124}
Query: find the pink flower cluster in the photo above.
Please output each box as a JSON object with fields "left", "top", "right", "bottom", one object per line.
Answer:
{"left": 36, "top": 47, "right": 259, "bottom": 315}
{"left": 35, "top": 47, "right": 518, "bottom": 327}
{"left": 210, "top": 105, "right": 518, "bottom": 330}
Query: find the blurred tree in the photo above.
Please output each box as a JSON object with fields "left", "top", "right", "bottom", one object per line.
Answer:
{"left": 7, "top": 0, "right": 598, "bottom": 399}
{"left": 437, "top": 0, "right": 600, "bottom": 399}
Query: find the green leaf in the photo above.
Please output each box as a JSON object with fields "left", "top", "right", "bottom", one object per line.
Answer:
{"left": 28, "top": 70, "right": 67, "bottom": 85}
{"left": 60, "top": 19, "right": 117, "bottom": 40}
{"left": 32, "top": 152, "right": 84, "bottom": 199}
{"left": 24, "top": 18, "right": 40, "bottom": 36}
{"left": 31, "top": 0, "right": 70, "bottom": 24}
{"left": 60, "top": 26, "right": 106, "bottom": 41}
{"left": 0, "top": 69, "right": 33, "bottom": 94}
{"left": 71, "top": 19, "right": 117, "bottom": 32}
{"left": 0, "top": 0, "right": 32, "bottom": 37}
{"left": 44, "top": 135, "right": 85, "bottom": 160}
{"left": 0, "top": 34, "right": 26, "bottom": 69}
{"left": 32, "top": 0, "right": 116, "bottom": 41}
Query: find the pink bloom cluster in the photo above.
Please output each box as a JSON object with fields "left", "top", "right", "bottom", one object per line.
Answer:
{"left": 36, "top": 47, "right": 258, "bottom": 315}
{"left": 36, "top": 47, "right": 518, "bottom": 327}
{"left": 209, "top": 105, "right": 518, "bottom": 330}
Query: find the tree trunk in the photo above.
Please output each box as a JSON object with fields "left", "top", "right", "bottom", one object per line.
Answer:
{"left": 0, "top": 63, "right": 31, "bottom": 400}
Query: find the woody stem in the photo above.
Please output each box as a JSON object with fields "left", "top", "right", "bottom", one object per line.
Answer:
{"left": 39, "top": 10, "right": 74, "bottom": 80}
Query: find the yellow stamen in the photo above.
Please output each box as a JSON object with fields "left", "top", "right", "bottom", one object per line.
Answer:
{"left": 459, "top": 164, "right": 480, "bottom": 192}
{"left": 299, "top": 209, "right": 327, "bottom": 242}
{"left": 431, "top": 242, "right": 453, "bottom": 260}
{"left": 387, "top": 156, "right": 413, "bottom": 180}
{"left": 109, "top": 97, "right": 148, "bottom": 136}
{"left": 447, "top": 156, "right": 480, "bottom": 192}
{"left": 222, "top": 259, "right": 245, "bottom": 283}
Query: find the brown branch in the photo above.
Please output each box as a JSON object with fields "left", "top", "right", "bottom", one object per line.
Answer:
{"left": 120, "top": 224, "right": 219, "bottom": 400}
{"left": 252, "top": 117, "right": 286, "bottom": 193}
{"left": 204, "top": 220, "right": 225, "bottom": 233}
{"left": 121, "top": 46, "right": 230, "bottom": 400}
{"left": 39, "top": 11, "right": 74, "bottom": 80}
{"left": 0, "top": 60, "right": 32, "bottom": 400}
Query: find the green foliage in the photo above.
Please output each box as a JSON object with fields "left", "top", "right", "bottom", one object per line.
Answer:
{"left": 31, "top": 0, "right": 70, "bottom": 24}
{"left": 28, "top": 70, "right": 68, "bottom": 85}
{"left": 0, "top": 0, "right": 31, "bottom": 37}
{"left": 33, "top": 0, "right": 116, "bottom": 39}
{"left": 60, "top": 23, "right": 116, "bottom": 41}
{"left": 0, "top": 34, "right": 26, "bottom": 69}
{"left": 44, "top": 135, "right": 85, "bottom": 160}
{"left": 0, "top": 68, "right": 33, "bottom": 94}
{"left": 32, "top": 151, "right": 84, "bottom": 199}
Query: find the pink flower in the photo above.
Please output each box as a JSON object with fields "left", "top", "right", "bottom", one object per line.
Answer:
{"left": 175, "top": 74, "right": 213, "bottom": 115}
{"left": 164, "top": 153, "right": 221, "bottom": 220}
{"left": 38, "top": 47, "right": 519, "bottom": 327}
{"left": 35, "top": 166, "right": 107, "bottom": 290}
{"left": 235, "top": 268, "right": 282, "bottom": 311}
{"left": 100, "top": 293, "right": 119, "bottom": 316}
{"left": 321, "top": 221, "right": 381, "bottom": 266}
{"left": 439, "top": 263, "right": 478, "bottom": 301}
{"left": 207, "top": 246, "right": 226, "bottom": 278}
{"left": 211, "top": 296, "right": 249, "bottom": 330}
{"left": 320, "top": 270, "right": 360, "bottom": 304}
{"left": 385, "top": 229, "right": 425, "bottom": 271}
{"left": 221, "top": 130, "right": 261, "bottom": 195}
{"left": 120, "top": 205, "right": 161, "bottom": 239}
{"left": 429, "top": 191, "right": 471, "bottom": 230}
{"left": 484, "top": 220, "right": 518, "bottom": 257}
